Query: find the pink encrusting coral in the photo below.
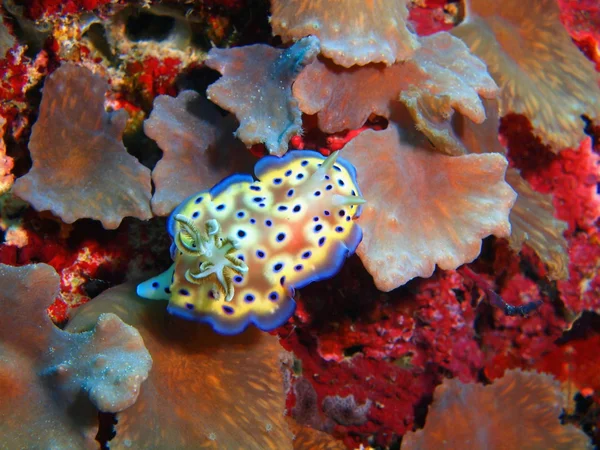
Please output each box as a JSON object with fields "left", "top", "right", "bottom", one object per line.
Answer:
{"left": 270, "top": 0, "right": 419, "bottom": 67}
{"left": 402, "top": 370, "right": 592, "bottom": 449}
{"left": 206, "top": 37, "right": 320, "bottom": 156}
{"left": 558, "top": 0, "right": 600, "bottom": 70}
{"left": 66, "top": 283, "right": 294, "bottom": 449}
{"left": 13, "top": 63, "right": 152, "bottom": 229}
{"left": 144, "top": 90, "right": 256, "bottom": 216}
{"left": 0, "top": 263, "right": 151, "bottom": 448}
{"left": 452, "top": 0, "right": 600, "bottom": 150}
{"left": 342, "top": 124, "right": 516, "bottom": 291}
{"left": 293, "top": 32, "right": 498, "bottom": 154}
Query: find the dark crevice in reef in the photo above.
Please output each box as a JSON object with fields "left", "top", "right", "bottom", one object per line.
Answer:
{"left": 83, "top": 22, "right": 116, "bottom": 64}
{"left": 96, "top": 412, "right": 117, "bottom": 449}
{"left": 125, "top": 12, "right": 175, "bottom": 42}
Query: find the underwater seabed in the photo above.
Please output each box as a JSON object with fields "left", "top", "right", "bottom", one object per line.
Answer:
{"left": 0, "top": 0, "right": 599, "bottom": 448}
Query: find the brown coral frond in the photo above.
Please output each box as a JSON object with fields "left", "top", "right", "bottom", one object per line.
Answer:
{"left": 402, "top": 370, "right": 592, "bottom": 450}
{"left": 342, "top": 124, "right": 516, "bottom": 292}
{"left": 271, "top": 0, "right": 419, "bottom": 67}
{"left": 66, "top": 283, "right": 294, "bottom": 449}
{"left": 206, "top": 37, "right": 319, "bottom": 156}
{"left": 293, "top": 32, "right": 498, "bottom": 155}
{"left": 286, "top": 418, "right": 346, "bottom": 450}
{"left": 399, "top": 33, "right": 499, "bottom": 156}
{"left": 0, "top": 263, "right": 98, "bottom": 449}
{"left": 44, "top": 312, "right": 152, "bottom": 413}
{"left": 13, "top": 63, "right": 152, "bottom": 229}
{"left": 144, "top": 90, "right": 255, "bottom": 216}
{"left": 452, "top": 0, "right": 600, "bottom": 150}
{"left": 506, "top": 169, "right": 569, "bottom": 280}
{"left": 454, "top": 100, "right": 570, "bottom": 279}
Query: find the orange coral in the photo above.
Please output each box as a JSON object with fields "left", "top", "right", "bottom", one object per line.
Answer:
{"left": 342, "top": 122, "right": 516, "bottom": 291}
{"left": 66, "top": 283, "right": 294, "bottom": 449}
{"left": 271, "top": 0, "right": 419, "bottom": 67}
{"left": 206, "top": 37, "right": 319, "bottom": 156}
{"left": 402, "top": 370, "right": 592, "bottom": 450}
{"left": 144, "top": 90, "right": 255, "bottom": 216}
{"left": 452, "top": 0, "right": 600, "bottom": 150}
{"left": 13, "top": 63, "right": 152, "bottom": 229}
{"left": 454, "top": 99, "right": 570, "bottom": 279}
{"left": 0, "top": 264, "right": 150, "bottom": 448}
{"left": 293, "top": 32, "right": 497, "bottom": 154}
{"left": 506, "top": 168, "right": 569, "bottom": 280}
{"left": 0, "top": 116, "right": 14, "bottom": 194}
{"left": 0, "top": 263, "right": 97, "bottom": 449}
{"left": 286, "top": 418, "right": 346, "bottom": 450}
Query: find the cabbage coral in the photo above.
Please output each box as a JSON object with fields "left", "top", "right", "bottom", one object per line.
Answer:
{"left": 270, "top": 0, "right": 419, "bottom": 67}
{"left": 342, "top": 123, "right": 516, "bottom": 291}
{"left": 402, "top": 370, "right": 592, "bottom": 449}
{"left": 206, "top": 37, "right": 320, "bottom": 156}
{"left": 0, "top": 264, "right": 151, "bottom": 448}
{"left": 66, "top": 283, "right": 294, "bottom": 449}
{"left": 145, "top": 90, "right": 255, "bottom": 216}
{"left": 452, "top": 0, "right": 600, "bottom": 150}
{"left": 13, "top": 63, "right": 152, "bottom": 229}
{"left": 293, "top": 32, "right": 498, "bottom": 156}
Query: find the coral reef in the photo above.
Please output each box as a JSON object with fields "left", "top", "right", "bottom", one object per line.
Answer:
{"left": 206, "top": 37, "right": 320, "bottom": 155}
{"left": 66, "top": 283, "right": 293, "bottom": 449}
{"left": 13, "top": 63, "right": 152, "bottom": 229}
{"left": 270, "top": 0, "right": 419, "bottom": 67}
{"left": 452, "top": 0, "right": 600, "bottom": 150}
{"left": 0, "top": 0, "right": 599, "bottom": 448}
{"left": 402, "top": 370, "right": 592, "bottom": 449}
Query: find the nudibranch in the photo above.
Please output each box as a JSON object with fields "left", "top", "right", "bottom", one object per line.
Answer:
{"left": 137, "top": 150, "right": 365, "bottom": 334}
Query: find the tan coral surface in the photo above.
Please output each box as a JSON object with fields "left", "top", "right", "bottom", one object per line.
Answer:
{"left": 452, "top": 0, "right": 600, "bottom": 150}
{"left": 402, "top": 370, "right": 592, "bottom": 449}
{"left": 343, "top": 124, "right": 516, "bottom": 291}
{"left": 145, "top": 90, "right": 255, "bottom": 216}
{"left": 13, "top": 63, "right": 152, "bottom": 229}
{"left": 66, "top": 283, "right": 294, "bottom": 449}
{"left": 271, "top": 0, "right": 419, "bottom": 67}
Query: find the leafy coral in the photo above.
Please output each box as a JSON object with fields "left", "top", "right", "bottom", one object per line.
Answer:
{"left": 206, "top": 37, "right": 320, "bottom": 155}
{"left": 293, "top": 32, "right": 497, "bottom": 155}
{"left": 342, "top": 123, "right": 516, "bottom": 291}
{"left": 452, "top": 0, "right": 600, "bottom": 150}
{"left": 144, "top": 90, "right": 255, "bottom": 216}
{"left": 0, "top": 263, "right": 151, "bottom": 448}
{"left": 402, "top": 370, "right": 592, "bottom": 449}
{"left": 66, "top": 283, "right": 294, "bottom": 449}
{"left": 13, "top": 63, "right": 152, "bottom": 229}
{"left": 271, "top": 0, "right": 419, "bottom": 67}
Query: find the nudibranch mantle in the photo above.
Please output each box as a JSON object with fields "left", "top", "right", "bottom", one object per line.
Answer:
{"left": 137, "top": 150, "right": 365, "bottom": 335}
